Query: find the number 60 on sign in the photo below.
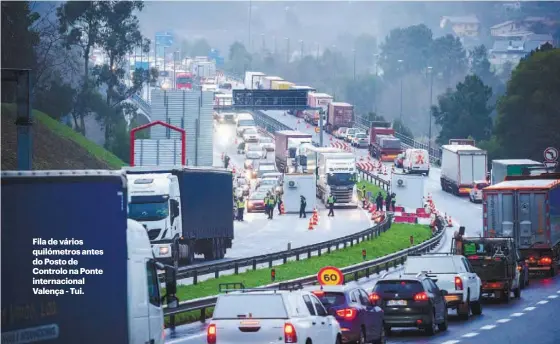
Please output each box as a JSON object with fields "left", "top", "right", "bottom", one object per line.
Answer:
{"left": 317, "top": 266, "right": 344, "bottom": 286}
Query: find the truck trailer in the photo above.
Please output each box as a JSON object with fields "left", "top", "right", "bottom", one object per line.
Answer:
{"left": 1, "top": 170, "right": 176, "bottom": 344}
{"left": 440, "top": 144, "right": 487, "bottom": 195}
{"left": 305, "top": 92, "right": 333, "bottom": 126}
{"left": 262, "top": 76, "right": 283, "bottom": 90}
{"left": 483, "top": 177, "right": 560, "bottom": 277}
{"left": 126, "top": 166, "right": 234, "bottom": 266}
{"left": 274, "top": 130, "right": 312, "bottom": 173}
{"left": 491, "top": 159, "right": 542, "bottom": 185}
{"left": 326, "top": 102, "right": 354, "bottom": 133}
{"left": 244, "top": 71, "right": 265, "bottom": 89}
{"left": 368, "top": 121, "right": 402, "bottom": 162}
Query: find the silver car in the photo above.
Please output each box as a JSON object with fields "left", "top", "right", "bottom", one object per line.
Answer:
{"left": 245, "top": 144, "right": 264, "bottom": 160}
{"left": 352, "top": 132, "right": 369, "bottom": 148}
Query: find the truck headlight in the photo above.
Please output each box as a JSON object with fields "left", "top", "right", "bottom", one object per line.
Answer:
{"left": 159, "top": 246, "right": 169, "bottom": 255}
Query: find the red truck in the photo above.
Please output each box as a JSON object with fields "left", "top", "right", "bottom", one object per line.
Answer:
{"left": 176, "top": 72, "right": 193, "bottom": 89}
{"left": 325, "top": 102, "right": 353, "bottom": 133}
{"left": 368, "top": 121, "right": 403, "bottom": 162}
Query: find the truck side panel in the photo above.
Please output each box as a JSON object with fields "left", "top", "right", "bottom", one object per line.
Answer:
{"left": 441, "top": 148, "right": 459, "bottom": 183}
{"left": 550, "top": 185, "right": 560, "bottom": 248}
{"left": 1, "top": 175, "right": 129, "bottom": 343}
{"left": 517, "top": 190, "right": 549, "bottom": 249}
{"left": 179, "top": 169, "right": 234, "bottom": 240}
{"left": 484, "top": 191, "right": 515, "bottom": 238}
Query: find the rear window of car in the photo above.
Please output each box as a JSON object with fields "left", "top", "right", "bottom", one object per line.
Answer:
{"left": 260, "top": 137, "right": 273, "bottom": 143}
{"left": 250, "top": 193, "right": 266, "bottom": 200}
{"left": 259, "top": 165, "right": 276, "bottom": 171}
{"left": 404, "top": 257, "right": 457, "bottom": 274}
{"left": 311, "top": 291, "right": 346, "bottom": 307}
{"left": 213, "top": 294, "right": 288, "bottom": 319}
{"left": 373, "top": 281, "right": 424, "bottom": 295}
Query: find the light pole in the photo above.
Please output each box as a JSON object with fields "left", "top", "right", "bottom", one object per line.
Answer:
{"left": 173, "top": 51, "right": 178, "bottom": 89}
{"left": 299, "top": 40, "right": 304, "bottom": 59}
{"left": 316, "top": 43, "right": 320, "bottom": 61}
{"left": 373, "top": 53, "right": 380, "bottom": 114}
{"left": 285, "top": 37, "right": 290, "bottom": 64}
{"left": 261, "top": 33, "right": 265, "bottom": 51}
{"left": 398, "top": 59, "right": 404, "bottom": 122}
{"left": 427, "top": 66, "right": 434, "bottom": 153}
{"left": 248, "top": 0, "right": 252, "bottom": 52}
{"left": 352, "top": 49, "right": 356, "bottom": 81}
{"left": 273, "top": 36, "right": 277, "bottom": 55}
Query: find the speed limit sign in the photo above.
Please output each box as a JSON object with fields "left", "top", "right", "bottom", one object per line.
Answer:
{"left": 317, "top": 266, "right": 344, "bottom": 286}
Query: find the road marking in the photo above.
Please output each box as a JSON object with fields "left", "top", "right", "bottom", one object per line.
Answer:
{"left": 537, "top": 300, "right": 549, "bottom": 305}
{"left": 496, "top": 318, "right": 511, "bottom": 323}
{"left": 480, "top": 325, "right": 496, "bottom": 330}
{"left": 462, "top": 332, "right": 479, "bottom": 338}
{"left": 441, "top": 341, "right": 461, "bottom": 344}
{"left": 524, "top": 306, "right": 536, "bottom": 311}
{"left": 548, "top": 295, "right": 558, "bottom": 299}
{"left": 557, "top": 290, "right": 560, "bottom": 293}
{"left": 511, "top": 312, "right": 524, "bottom": 317}
{"left": 165, "top": 332, "right": 206, "bottom": 343}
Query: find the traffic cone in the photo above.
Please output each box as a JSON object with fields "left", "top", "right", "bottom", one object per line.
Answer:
{"left": 383, "top": 167, "right": 388, "bottom": 175}
{"left": 360, "top": 156, "right": 364, "bottom": 161}
{"left": 297, "top": 119, "right": 301, "bottom": 124}
{"left": 232, "top": 167, "right": 236, "bottom": 174}
{"left": 447, "top": 215, "right": 453, "bottom": 227}
{"left": 391, "top": 165, "right": 395, "bottom": 173}
{"left": 234, "top": 138, "right": 238, "bottom": 144}
{"left": 308, "top": 218, "right": 314, "bottom": 230}
{"left": 330, "top": 136, "right": 333, "bottom": 141}
{"left": 280, "top": 203, "right": 285, "bottom": 215}
{"left": 369, "top": 204, "right": 375, "bottom": 213}
{"left": 306, "top": 123, "right": 310, "bottom": 129}
{"left": 371, "top": 211, "right": 378, "bottom": 221}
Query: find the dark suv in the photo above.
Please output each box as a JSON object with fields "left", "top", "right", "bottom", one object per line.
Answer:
{"left": 307, "top": 283, "right": 386, "bottom": 344}
{"left": 370, "top": 273, "right": 448, "bottom": 335}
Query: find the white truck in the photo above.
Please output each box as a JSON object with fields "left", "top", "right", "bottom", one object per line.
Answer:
{"left": 440, "top": 144, "right": 487, "bottom": 196}
{"left": 1, "top": 170, "right": 176, "bottom": 344}
{"left": 126, "top": 167, "right": 234, "bottom": 267}
{"left": 244, "top": 71, "right": 266, "bottom": 89}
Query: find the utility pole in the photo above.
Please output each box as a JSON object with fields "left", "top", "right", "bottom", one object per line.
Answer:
{"left": 285, "top": 37, "right": 290, "bottom": 64}
{"left": 398, "top": 59, "right": 404, "bottom": 122}
{"left": 427, "top": 66, "right": 434, "bottom": 153}
{"left": 299, "top": 40, "right": 304, "bottom": 59}
{"left": 352, "top": 49, "right": 356, "bottom": 81}
{"left": 248, "top": 0, "right": 252, "bottom": 52}
{"left": 273, "top": 36, "right": 277, "bottom": 55}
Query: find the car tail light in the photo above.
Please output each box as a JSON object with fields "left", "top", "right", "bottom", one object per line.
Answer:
{"left": 336, "top": 308, "right": 358, "bottom": 321}
{"left": 369, "top": 292, "right": 381, "bottom": 302}
{"left": 284, "top": 322, "right": 297, "bottom": 343}
{"left": 414, "top": 292, "right": 429, "bottom": 301}
{"left": 455, "top": 276, "right": 463, "bottom": 290}
{"left": 207, "top": 324, "right": 216, "bottom": 344}
{"left": 539, "top": 257, "right": 552, "bottom": 265}
{"left": 312, "top": 291, "right": 325, "bottom": 296}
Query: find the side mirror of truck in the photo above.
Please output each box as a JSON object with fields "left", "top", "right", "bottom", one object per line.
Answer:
{"left": 164, "top": 265, "right": 177, "bottom": 295}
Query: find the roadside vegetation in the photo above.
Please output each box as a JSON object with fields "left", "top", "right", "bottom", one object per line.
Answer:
{"left": 165, "top": 223, "right": 432, "bottom": 326}
{"left": 357, "top": 178, "right": 387, "bottom": 199}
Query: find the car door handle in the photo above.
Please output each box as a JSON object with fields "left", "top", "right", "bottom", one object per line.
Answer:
{"left": 321, "top": 321, "right": 326, "bottom": 325}
{"left": 312, "top": 322, "right": 316, "bottom": 325}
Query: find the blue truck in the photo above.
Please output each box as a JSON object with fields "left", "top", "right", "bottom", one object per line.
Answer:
{"left": 1, "top": 170, "right": 175, "bottom": 343}
{"left": 126, "top": 166, "right": 234, "bottom": 265}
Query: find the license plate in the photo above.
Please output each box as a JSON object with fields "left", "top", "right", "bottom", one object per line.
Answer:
{"left": 387, "top": 300, "right": 407, "bottom": 306}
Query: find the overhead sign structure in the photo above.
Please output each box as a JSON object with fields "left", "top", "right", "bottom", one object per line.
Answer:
{"left": 317, "top": 266, "right": 344, "bottom": 286}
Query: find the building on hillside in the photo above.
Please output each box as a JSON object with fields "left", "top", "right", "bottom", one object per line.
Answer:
{"left": 488, "top": 33, "right": 554, "bottom": 71}
{"left": 490, "top": 17, "right": 557, "bottom": 38}
{"left": 440, "top": 15, "right": 480, "bottom": 38}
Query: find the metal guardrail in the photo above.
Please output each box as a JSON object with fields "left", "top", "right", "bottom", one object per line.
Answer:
{"left": 164, "top": 216, "right": 446, "bottom": 321}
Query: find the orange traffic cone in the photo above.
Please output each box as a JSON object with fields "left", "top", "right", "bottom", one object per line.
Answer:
{"left": 280, "top": 203, "right": 285, "bottom": 215}
{"left": 391, "top": 165, "right": 395, "bottom": 173}
{"left": 312, "top": 212, "right": 318, "bottom": 225}
{"left": 232, "top": 167, "right": 236, "bottom": 174}
{"left": 447, "top": 215, "right": 453, "bottom": 227}
{"left": 383, "top": 167, "right": 388, "bottom": 175}
{"left": 234, "top": 138, "right": 238, "bottom": 144}
{"left": 308, "top": 218, "right": 314, "bottom": 230}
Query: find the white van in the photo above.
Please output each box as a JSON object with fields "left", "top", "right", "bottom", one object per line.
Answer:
{"left": 403, "top": 148, "right": 430, "bottom": 175}
{"left": 236, "top": 113, "right": 257, "bottom": 136}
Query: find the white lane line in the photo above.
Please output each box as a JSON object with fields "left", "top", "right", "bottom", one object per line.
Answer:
{"left": 511, "top": 312, "right": 524, "bottom": 317}
{"left": 480, "top": 324, "right": 497, "bottom": 330}
{"left": 524, "top": 306, "right": 536, "bottom": 311}
{"left": 548, "top": 295, "right": 558, "bottom": 299}
{"left": 165, "top": 332, "right": 205, "bottom": 343}
{"left": 441, "top": 341, "right": 461, "bottom": 344}
{"left": 462, "top": 332, "right": 479, "bottom": 338}
{"left": 496, "top": 318, "right": 511, "bottom": 323}
{"left": 537, "top": 300, "right": 549, "bottom": 305}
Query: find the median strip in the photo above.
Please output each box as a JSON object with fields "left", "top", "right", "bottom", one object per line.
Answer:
{"left": 166, "top": 223, "right": 432, "bottom": 326}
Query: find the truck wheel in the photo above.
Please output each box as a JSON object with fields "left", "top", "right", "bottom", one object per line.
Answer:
{"left": 514, "top": 287, "right": 521, "bottom": 299}
{"left": 186, "top": 241, "right": 195, "bottom": 265}
{"left": 550, "top": 266, "right": 557, "bottom": 277}
{"left": 502, "top": 288, "right": 511, "bottom": 303}
{"left": 471, "top": 298, "right": 482, "bottom": 315}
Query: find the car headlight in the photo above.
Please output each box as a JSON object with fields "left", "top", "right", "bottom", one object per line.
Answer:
{"left": 159, "top": 246, "right": 169, "bottom": 255}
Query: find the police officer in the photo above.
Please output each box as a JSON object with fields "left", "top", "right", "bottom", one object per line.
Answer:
{"left": 375, "top": 192, "right": 384, "bottom": 211}
{"left": 237, "top": 197, "right": 245, "bottom": 221}
{"left": 299, "top": 195, "right": 307, "bottom": 218}
{"left": 224, "top": 154, "right": 230, "bottom": 169}
{"left": 276, "top": 193, "right": 283, "bottom": 215}
{"left": 327, "top": 194, "right": 336, "bottom": 217}
{"left": 391, "top": 192, "right": 397, "bottom": 212}
{"left": 385, "top": 193, "right": 392, "bottom": 212}
{"left": 267, "top": 195, "right": 276, "bottom": 219}
{"left": 263, "top": 193, "right": 270, "bottom": 218}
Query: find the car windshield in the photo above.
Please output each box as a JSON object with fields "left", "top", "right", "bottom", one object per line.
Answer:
{"left": 312, "top": 291, "right": 346, "bottom": 308}
{"left": 238, "top": 120, "right": 255, "bottom": 126}
{"left": 250, "top": 193, "right": 267, "bottom": 200}
{"left": 356, "top": 134, "right": 367, "bottom": 139}
{"left": 404, "top": 257, "right": 458, "bottom": 274}
{"left": 247, "top": 145, "right": 261, "bottom": 151}
{"left": 259, "top": 165, "right": 276, "bottom": 171}
{"left": 261, "top": 179, "right": 276, "bottom": 185}
{"left": 129, "top": 201, "right": 169, "bottom": 221}
{"left": 260, "top": 137, "right": 273, "bottom": 143}
{"left": 176, "top": 77, "right": 192, "bottom": 84}
{"left": 244, "top": 128, "right": 257, "bottom": 135}
{"left": 327, "top": 173, "right": 357, "bottom": 186}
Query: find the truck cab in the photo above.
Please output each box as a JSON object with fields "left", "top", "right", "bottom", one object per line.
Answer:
{"left": 317, "top": 152, "right": 358, "bottom": 207}
{"left": 127, "top": 173, "right": 188, "bottom": 266}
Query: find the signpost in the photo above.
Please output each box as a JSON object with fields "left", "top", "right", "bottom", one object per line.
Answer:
{"left": 543, "top": 147, "right": 558, "bottom": 170}
{"left": 317, "top": 266, "right": 344, "bottom": 286}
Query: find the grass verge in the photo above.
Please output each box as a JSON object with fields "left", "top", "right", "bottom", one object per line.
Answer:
{"left": 165, "top": 223, "right": 432, "bottom": 326}
{"left": 1, "top": 103, "right": 125, "bottom": 169}
{"left": 357, "top": 178, "right": 386, "bottom": 200}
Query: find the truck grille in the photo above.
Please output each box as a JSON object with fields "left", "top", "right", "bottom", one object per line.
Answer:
{"left": 147, "top": 229, "right": 161, "bottom": 240}
{"left": 331, "top": 189, "right": 353, "bottom": 202}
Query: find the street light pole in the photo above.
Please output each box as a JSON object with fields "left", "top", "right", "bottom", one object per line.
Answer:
{"left": 300, "top": 40, "right": 304, "bottom": 59}
{"left": 352, "top": 49, "right": 356, "bottom": 81}
{"left": 273, "top": 36, "right": 277, "bottom": 55}
{"left": 248, "top": 0, "right": 252, "bottom": 52}
{"left": 285, "top": 37, "right": 290, "bottom": 64}
{"left": 373, "top": 53, "right": 379, "bottom": 114}
{"left": 427, "top": 66, "right": 434, "bottom": 153}
{"left": 261, "top": 33, "right": 265, "bottom": 51}
{"left": 398, "top": 59, "right": 404, "bottom": 122}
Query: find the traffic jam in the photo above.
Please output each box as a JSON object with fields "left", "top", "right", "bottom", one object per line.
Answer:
{"left": 209, "top": 100, "right": 560, "bottom": 343}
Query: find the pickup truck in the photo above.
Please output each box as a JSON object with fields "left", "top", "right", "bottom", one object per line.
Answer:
{"left": 403, "top": 254, "right": 482, "bottom": 319}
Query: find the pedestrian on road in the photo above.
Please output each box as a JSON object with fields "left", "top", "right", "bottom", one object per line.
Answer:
{"left": 375, "top": 192, "right": 383, "bottom": 211}
{"left": 360, "top": 184, "right": 367, "bottom": 207}
{"left": 264, "top": 194, "right": 271, "bottom": 218}
{"left": 224, "top": 154, "right": 230, "bottom": 169}
{"left": 267, "top": 194, "right": 276, "bottom": 219}
{"left": 236, "top": 197, "right": 245, "bottom": 221}
{"left": 299, "top": 195, "right": 307, "bottom": 218}
{"left": 327, "top": 194, "right": 336, "bottom": 217}
{"left": 385, "top": 193, "right": 393, "bottom": 212}
{"left": 276, "top": 193, "right": 283, "bottom": 215}
{"left": 391, "top": 192, "right": 397, "bottom": 212}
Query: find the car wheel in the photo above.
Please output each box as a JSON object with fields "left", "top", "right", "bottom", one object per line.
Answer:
{"left": 514, "top": 287, "right": 521, "bottom": 299}
{"left": 335, "top": 335, "right": 342, "bottom": 344}
{"left": 358, "top": 328, "right": 366, "bottom": 344}
{"left": 457, "top": 294, "right": 470, "bottom": 319}
{"left": 438, "top": 309, "right": 449, "bottom": 332}
{"left": 424, "top": 311, "right": 437, "bottom": 336}
{"left": 372, "top": 326, "right": 386, "bottom": 344}
{"left": 471, "top": 298, "right": 483, "bottom": 315}
{"left": 502, "top": 287, "right": 511, "bottom": 303}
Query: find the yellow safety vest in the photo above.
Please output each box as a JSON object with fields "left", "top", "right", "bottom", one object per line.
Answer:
{"left": 327, "top": 196, "right": 335, "bottom": 204}
{"left": 237, "top": 200, "right": 245, "bottom": 209}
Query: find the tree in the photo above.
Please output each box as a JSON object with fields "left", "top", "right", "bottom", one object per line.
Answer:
{"left": 190, "top": 38, "right": 211, "bottom": 56}
{"left": 494, "top": 48, "right": 560, "bottom": 161}
{"left": 393, "top": 119, "right": 413, "bottom": 138}
{"left": 431, "top": 75, "right": 493, "bottom": 145}
{"left": 34, "top": 72, "right": 76, "bottom": 120}
{"left": 379, "top": 24, "right": 433, "bottom": 80}
{"left": 430, "top": 34, "right": 467, "bottom": 86}
{"left": 1, "top": 1, "right": 39, "bottom": 70}
{"left": 344, "top": 75, "right": 379, "bottom": 115}
{"left": 228, "top": 41, "right": 251, "bottom": 76}
{"left": 353, "top": 34, "right": 377, "bottom": 69}
{"left": 469, "top": 45, "right": 494, "bottom": 83}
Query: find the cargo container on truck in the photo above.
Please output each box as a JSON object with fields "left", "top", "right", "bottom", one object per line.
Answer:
{"left": 368, "top": 122, "right": 403, "bottom": 162}
{"left": 263, "top": 76, "right": 283, "bottom": 89}
{"left": 274, "top": 130, "right": 312, "bottom": 173}
{"left": 305, "top": 92, "right": 333, "bottom": 126}
{"left": 192, "top": 61, "right": 216, "bottom": 80}
{"left": 440, "top": 144, "right": 487, "bottom": 195}
{"left": 125, "top": 166, "right": 234, "bottom": 266}
{"left": 326, "top": 102, "right": 354, "bottom": 133}
{"left": 491, "top": 159, "right": 542, "bottom": 185}
{"left": 271, "top": 80, "right": 295, "bottom": 90}
{"left": 483, "top": 178, "right": 560, "bottom": 277}
{"left": 291, "top": 85, "right": 316, "bottom": 91}
{"left": 1, "top": 170, "right": 176, "bottom": 344}
{"left": 244, "top": 71, "right": 265, "bottom": 89}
